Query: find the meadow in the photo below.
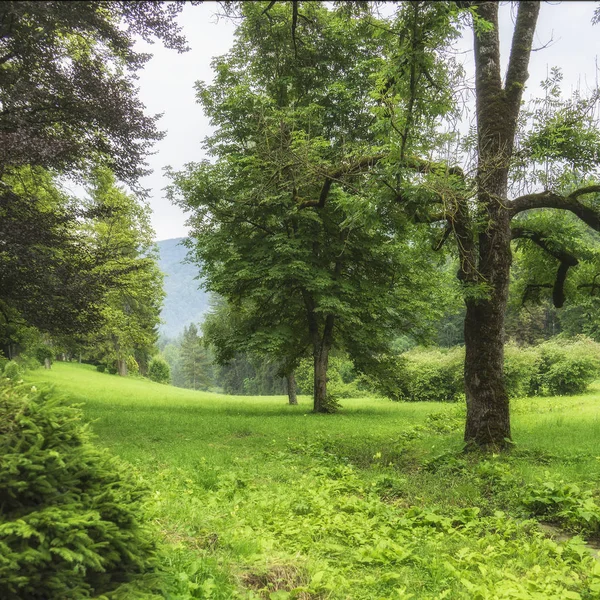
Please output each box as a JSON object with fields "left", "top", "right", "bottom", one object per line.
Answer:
{"left": 29, "top": 363, "right": 600, "bottom": 599}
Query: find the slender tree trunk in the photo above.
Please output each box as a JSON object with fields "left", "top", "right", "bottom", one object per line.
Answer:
{"left": 286, "top": 371, "right": 298, "bottom": 405}
{"left": 303, "top": 291, "right": 336, "bottom": 413}
{"left": 117, "top": 358, "right": 128, "bottom": 377}
{"left": 313, "top": 341, "right": 331, "bottom": 412}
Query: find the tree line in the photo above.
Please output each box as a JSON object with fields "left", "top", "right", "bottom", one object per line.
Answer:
{"left": 3, "top": 1, "right": 600, "bottom": 451}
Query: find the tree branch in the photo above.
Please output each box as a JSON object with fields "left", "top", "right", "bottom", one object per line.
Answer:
{"left": 509, "top": 185, "right": 600, "bottom": 230}
{"left": 511, "top": 226, "right": 579, "bottom": 307}
{"left": 298, "top": 155, "right": 384, "bottom": 210}
{"left": 505, "top": 1, "right": 540, "bottom": 112}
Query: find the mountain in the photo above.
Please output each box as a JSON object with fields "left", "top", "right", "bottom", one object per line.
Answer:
{"left": 156, "top": 238, "right": 211, "bottom": 339}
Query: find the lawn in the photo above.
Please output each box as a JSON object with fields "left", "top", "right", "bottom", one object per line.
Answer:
{"left": 29, "top": 362, "right": 600, "bottom": 599}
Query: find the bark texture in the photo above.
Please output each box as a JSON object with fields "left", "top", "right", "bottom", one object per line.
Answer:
{"left": 286, "top": 371, "right": 298, "bottom": 405}
{"left": 463, "top": 1, "right": 540, "bottom": 448}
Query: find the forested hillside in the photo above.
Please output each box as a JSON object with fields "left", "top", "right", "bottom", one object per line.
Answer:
{"left": 156, "top": 238, "right": 210, "bottom": 338}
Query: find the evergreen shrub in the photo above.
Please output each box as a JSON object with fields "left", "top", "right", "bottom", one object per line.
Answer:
{"left": 148, "top": 355, "right": 170, "bottom": 384}
{"left": 0, "top": 380, "right": 156, "bottom": 599}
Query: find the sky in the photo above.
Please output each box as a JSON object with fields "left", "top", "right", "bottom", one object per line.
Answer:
{"left": 131, "top": 1, "right": 599, "bottom": 242}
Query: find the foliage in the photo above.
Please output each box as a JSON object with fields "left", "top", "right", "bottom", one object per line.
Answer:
{"left": 0, "top": 1, "right": 188, "bottom": 183}
{"left": 3, "top": 360, "right": 21, "bottom": 381}
{"left": 535, "top": 337, "right": 600, "bottom": 395}
{"left": 503, "top": 343, "right": 540, "bottom": 398}
{"left": 148, "top": 355, "right": 171, "bottom": 385}
{"left": 295, "top": 354, "right": 369, "bottom": 398}
{"left": 0, "top": 379, "right": 156, "bottom": 599}
{"left": 384, "top": 338, "right": 600, "bottom": 402}
{"left": 79, "top": 168, "right": 164, "bottom": 375}
{"left": 27, "top": 362, "right": 600, "bottom": 599}
{"left": 179, "top": 324, "right": 213, "bottom": 390}
{"left": 170, "top": 1, "right": 448, "bottom": 411}
{"left": 398, "top": 346, "right": 465, "bottom": 402}
{"left": 0, "top": 170, "right": 116, "bottom": 351}
{"left": 0, "top": 1, "right": 183, "bottom": 356}
{"left": 523, "top": 479, "right": 600, "bottom": 536}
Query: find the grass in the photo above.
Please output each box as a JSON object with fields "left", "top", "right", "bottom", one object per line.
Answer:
{"left": 28, "top": 362, "right": 600, "bottom": 599}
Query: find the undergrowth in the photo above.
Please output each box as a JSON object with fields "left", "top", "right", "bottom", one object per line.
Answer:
{"left": 26, "top": 363, "right": 600, "bottom": 599}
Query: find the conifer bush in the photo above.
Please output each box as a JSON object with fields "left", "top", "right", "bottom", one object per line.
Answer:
{"left": 0, "top": 380, "right": 156, "bottom": 599}
{"left": 147, "top": 356, "right": 170, "bottom": 384}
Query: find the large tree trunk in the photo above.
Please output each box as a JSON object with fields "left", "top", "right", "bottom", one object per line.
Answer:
{"left": 286, "top": 371, "right": 298, "bottom": 405}
{"left": 463, "top": 1, "right": 539, "bottom": 448}
{"left": 463, "top": 214, "right": 512, "bottom": 447}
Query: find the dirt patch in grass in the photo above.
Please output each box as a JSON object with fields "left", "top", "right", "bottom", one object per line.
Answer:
{"left": 241, "top": 562, "right": 317, "bottom": 599}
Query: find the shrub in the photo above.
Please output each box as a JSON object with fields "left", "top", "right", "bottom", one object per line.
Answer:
{"left": 536, "top": 337, "right": 600, "bottom": 395}
{"left": 0, "top": 380, "right": 156, "bottom": 599}
{"left": 96, "top": 364, "right": 107, "bottom": 373}
{"left": 34, "top": 346, "right": 54, "bottom": 367}
{"left": 400, "top": 347, "right": 464, "bottom": 402}
{"left": 148, "top": 355, "right": 170, "bottom": 384}
{"left": 3, "top": 360, "right": 21, "bottom": 381}
{"left": 503, "top": 343, "right": 539, "bottom": 398}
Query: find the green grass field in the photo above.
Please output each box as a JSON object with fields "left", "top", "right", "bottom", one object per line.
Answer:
{"left": 29, "top": 363, "right": 600, "bottom": 599}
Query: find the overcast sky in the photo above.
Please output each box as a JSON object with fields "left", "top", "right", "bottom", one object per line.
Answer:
{"left": 133, "top": 1, "right": 599, "bottom": 242}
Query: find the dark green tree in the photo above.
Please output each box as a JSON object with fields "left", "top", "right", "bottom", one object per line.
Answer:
{"left": 180, "top": 323, "right": 213, "bottom": 390}
{"left": 0, "top": 2, "right": 187, "bottom": 350}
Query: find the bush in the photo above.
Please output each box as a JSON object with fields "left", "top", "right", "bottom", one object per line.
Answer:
{"left": 0, "top": 380, "right": 156, "bottom": 599}
{"left": 96, "top": 364, "right": 107, "bottom": 373}
{"left": 34, "top": 346, "right": 54, "bottom": 367}
{"left": 3, "top": 360, "right": 21, "bottom": 381}
{"left": 148, "top": 355, "right": 170, "bottom": 384}
{"left": 503, "top": 343, "right": 539, "bottom": 398}
{"left": 400, "top": 347, "right": 464, "bottom": 402}
{"left": 536, "top": 337, "right": 600, "bottom": 395}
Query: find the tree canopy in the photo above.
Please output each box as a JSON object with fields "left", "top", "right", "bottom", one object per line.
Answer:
{"left": 170, "top": 1, "right": 447, "bottom": 412}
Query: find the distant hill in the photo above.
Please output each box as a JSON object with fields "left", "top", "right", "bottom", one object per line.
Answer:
{"left": 156, "top": 238, "right": 211, "bottom": 339}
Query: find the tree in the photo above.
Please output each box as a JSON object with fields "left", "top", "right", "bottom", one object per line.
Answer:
{"left": 0, "top": 168, "right": 115, "bottom": 355}
{"left": 373, "top": 1, "right": 600, "bottom": 447}
{"left": 0, "top": 2, "right": 187, "bottom": 351}
{"left": 179, "top": 323, "right": 213, "bottom": 390}
{"left": 170, "top": 1, "right": 445, "bottom": 412}
{"left": 81, "top": 169, "right": 164, "bottom": 376}
{"left": 0, "top": 1, "right": 189, "bottom": 183}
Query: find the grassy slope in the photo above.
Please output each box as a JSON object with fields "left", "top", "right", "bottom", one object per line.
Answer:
{"left": 29, "top": 363, "right": 600, "bottom": 599}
